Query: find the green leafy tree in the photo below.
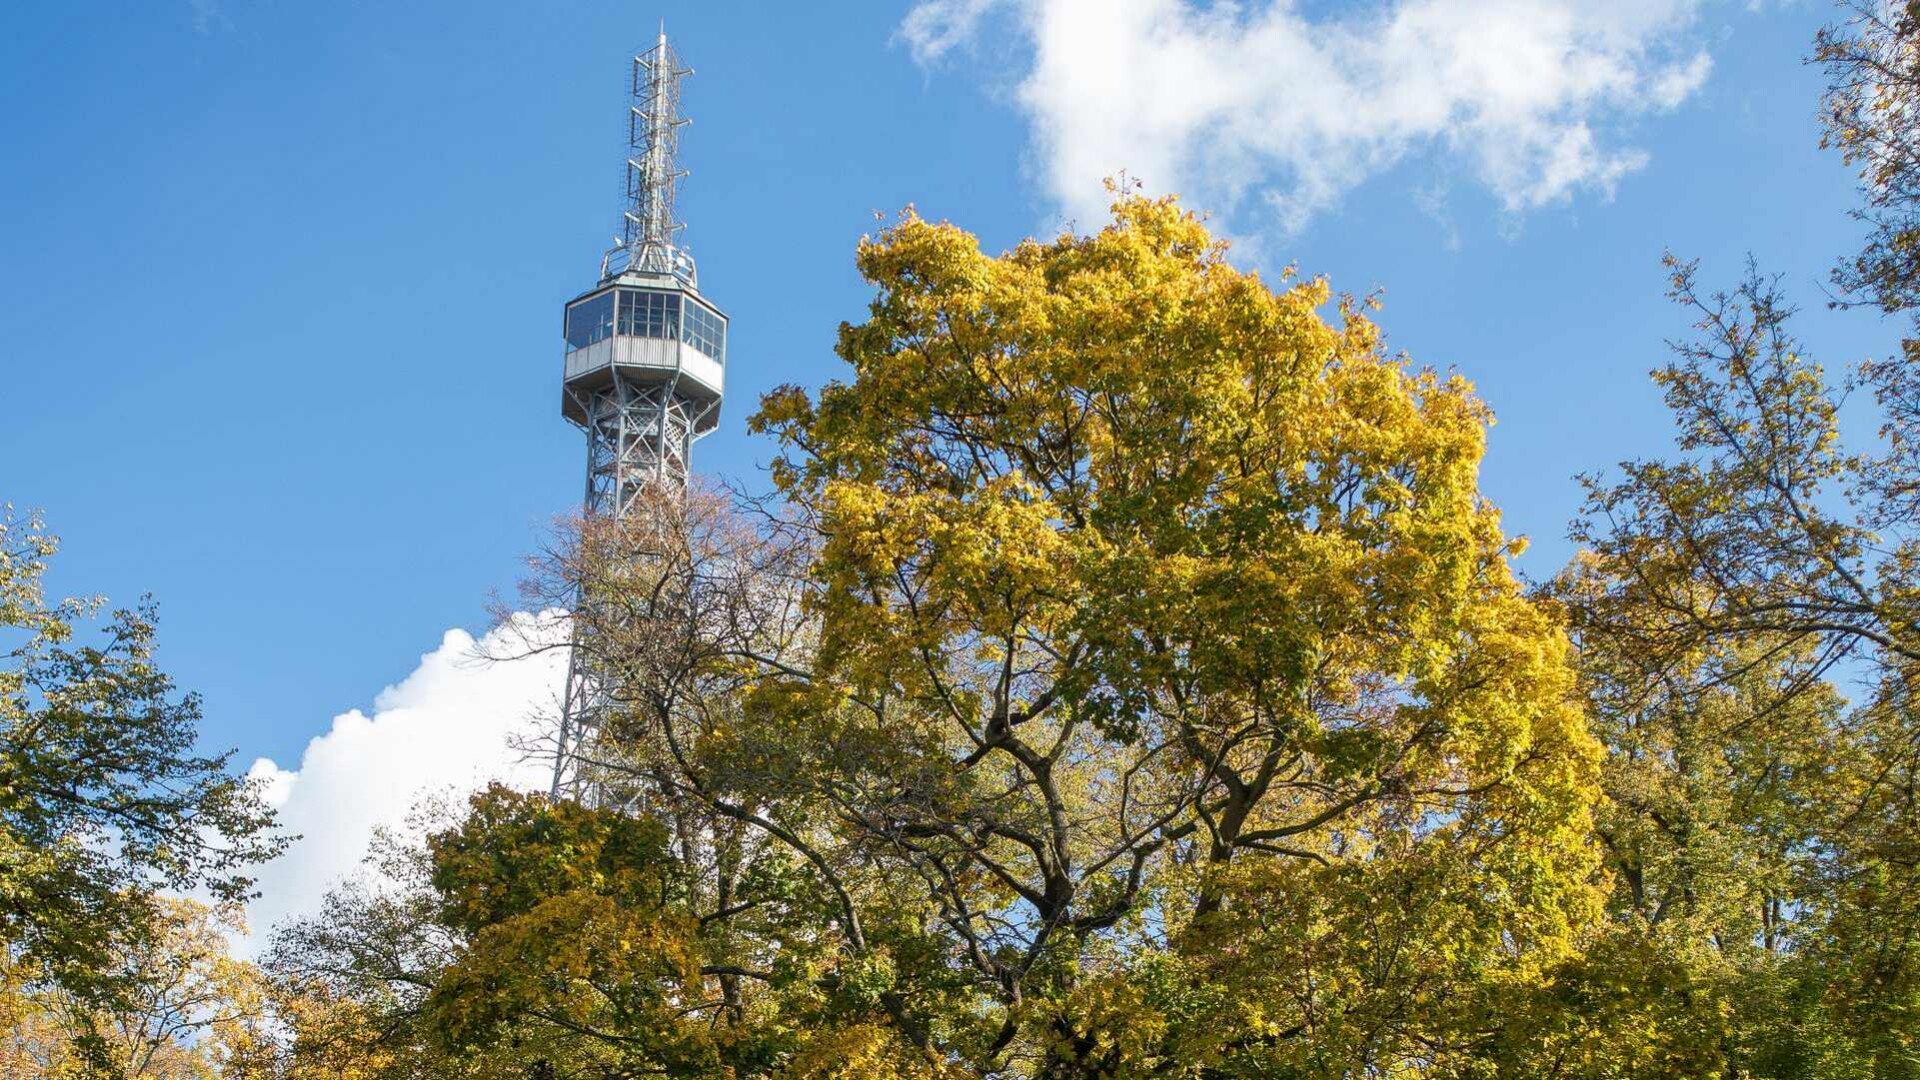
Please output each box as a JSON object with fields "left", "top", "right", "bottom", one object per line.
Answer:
{"left": 1820, "top": 0, "right": 1920, "bottom": 321}
{"left": 263, "top": 822, "right": 476, "bottom": 1080}
{"left": 0, "top": 507, "right": 284, "bottom": 1014}
{"left": 1819, "top": 0, "right": 1920, "bottom": 530}
{"left": 422, "top": 786, "right": 719, "bottom": 1073}
{"left": 1562, "top": 257, "right": 1920, "bottom": 1075}
{"left": 267, "top": 783, "right": 925, "bottom": 1079}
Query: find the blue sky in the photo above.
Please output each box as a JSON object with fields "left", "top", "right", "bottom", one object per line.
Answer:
{"left": 0, "top": 1, "right": 1895, "bottom": 853}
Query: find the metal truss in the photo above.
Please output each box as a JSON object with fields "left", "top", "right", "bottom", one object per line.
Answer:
{"left": 575, "top": 375, "right": 708, "bottom": 515}
{"left": 550, "top": 372, "right": 717, "bottom": 803}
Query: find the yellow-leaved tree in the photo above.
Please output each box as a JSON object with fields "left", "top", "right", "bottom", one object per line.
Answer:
{"left": 735, "top": 191, "right": 1604, "bottom": 1074}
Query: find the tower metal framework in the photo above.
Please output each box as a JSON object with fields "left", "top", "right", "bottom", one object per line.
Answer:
{"left": 551, "top": 28, "right": 726, "bottom": 801}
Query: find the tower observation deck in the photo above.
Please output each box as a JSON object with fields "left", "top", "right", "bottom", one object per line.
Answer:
{"left": 551, "top": 29, "right": 724, "bottom": 799}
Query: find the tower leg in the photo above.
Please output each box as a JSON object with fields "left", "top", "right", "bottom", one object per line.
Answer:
{"left": 553, "top": 372, "right": 700, "bottom": 803}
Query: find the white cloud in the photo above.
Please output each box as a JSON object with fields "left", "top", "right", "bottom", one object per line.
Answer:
{"left": 898, "top": 0, "right": 1003, "bottom": 63}
{"left": 900, "top": 0, "right": 1715, "bottom": 233}
{"left": 238, "top": 613, "right": 568, "bottom": 946}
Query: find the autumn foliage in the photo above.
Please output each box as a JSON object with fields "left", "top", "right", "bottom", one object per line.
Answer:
{"left": 262, "top": 194, "right": 1614, "bottom": 1077}
{"left": 15, "top": 8, "right": 1920, "bottom": 1075}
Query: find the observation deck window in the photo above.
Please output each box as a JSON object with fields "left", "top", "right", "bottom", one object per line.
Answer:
{"left": 618, "top": 288, "right": 680, "bottom": 339}
{"left": 683, "top": 299, "right": 726, "bottom": 363}
{"left": 564, "top": 291, "right": 614, "bottom": 352}
{"left": 567, "top": 287, "right": 726, "bottom": 366}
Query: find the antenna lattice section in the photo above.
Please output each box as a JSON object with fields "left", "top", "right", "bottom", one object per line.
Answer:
{"left": 605, "top": 35, "right": 695, "bottom": 283}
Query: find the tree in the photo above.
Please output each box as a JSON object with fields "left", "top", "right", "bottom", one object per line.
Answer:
{"left": 267, "top": 783, "right": 918, "bottom": 1079}
{"left": 1, "top": 898, "right": 275, "bottom": 1078}
{"left": 1818, "top": 0, "right": 1920, "bottom": 530}
{"left": 741, "top": 191, "right": 1601, "bottom": 1073}
{"left": 1562, "top": 258, "right": 1920, "bottom": 1075}
{"left": 263, "top": 814, "right": 486, "bottom": 1080}
{"left": 515, "top": 488, "right": 970, "bottom": 1075}
{"left": 422, "top": 785, "right": 719, "bottom": 1073}
{"left": 0, "top": 507, "right": 284, "bottom": 1011}
{"left": 1819, "top": 0, "right": 1920, "bottom": 321}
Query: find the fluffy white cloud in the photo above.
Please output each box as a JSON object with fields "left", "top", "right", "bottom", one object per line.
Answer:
{"left": 239, "top": 613, "right": 568, "bottom": 946}
{"left": 900, "top": 0, "right": 1715, "bottom": 232}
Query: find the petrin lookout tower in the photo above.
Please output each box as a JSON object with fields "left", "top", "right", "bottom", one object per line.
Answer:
{"left": 552, "top": 29, "right": 726, "bottom": 797}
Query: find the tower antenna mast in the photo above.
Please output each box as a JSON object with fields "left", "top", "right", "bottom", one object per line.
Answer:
{"left": 604, "top": 27, "right": 695, "bottom": 284}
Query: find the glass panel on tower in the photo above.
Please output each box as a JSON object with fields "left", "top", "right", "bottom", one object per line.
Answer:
{"left": 564, "top": 292, "right": 614, "bottom": 352}
{"left": 617, "top": 289, "right": 681, "bottom": 339}
{"left": 683, "top": 300, "right": 726, "bottom": 363}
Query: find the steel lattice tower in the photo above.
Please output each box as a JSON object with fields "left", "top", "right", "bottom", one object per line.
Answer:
{"left": 551, "top": 28, "right": 726, "bottom": 800}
